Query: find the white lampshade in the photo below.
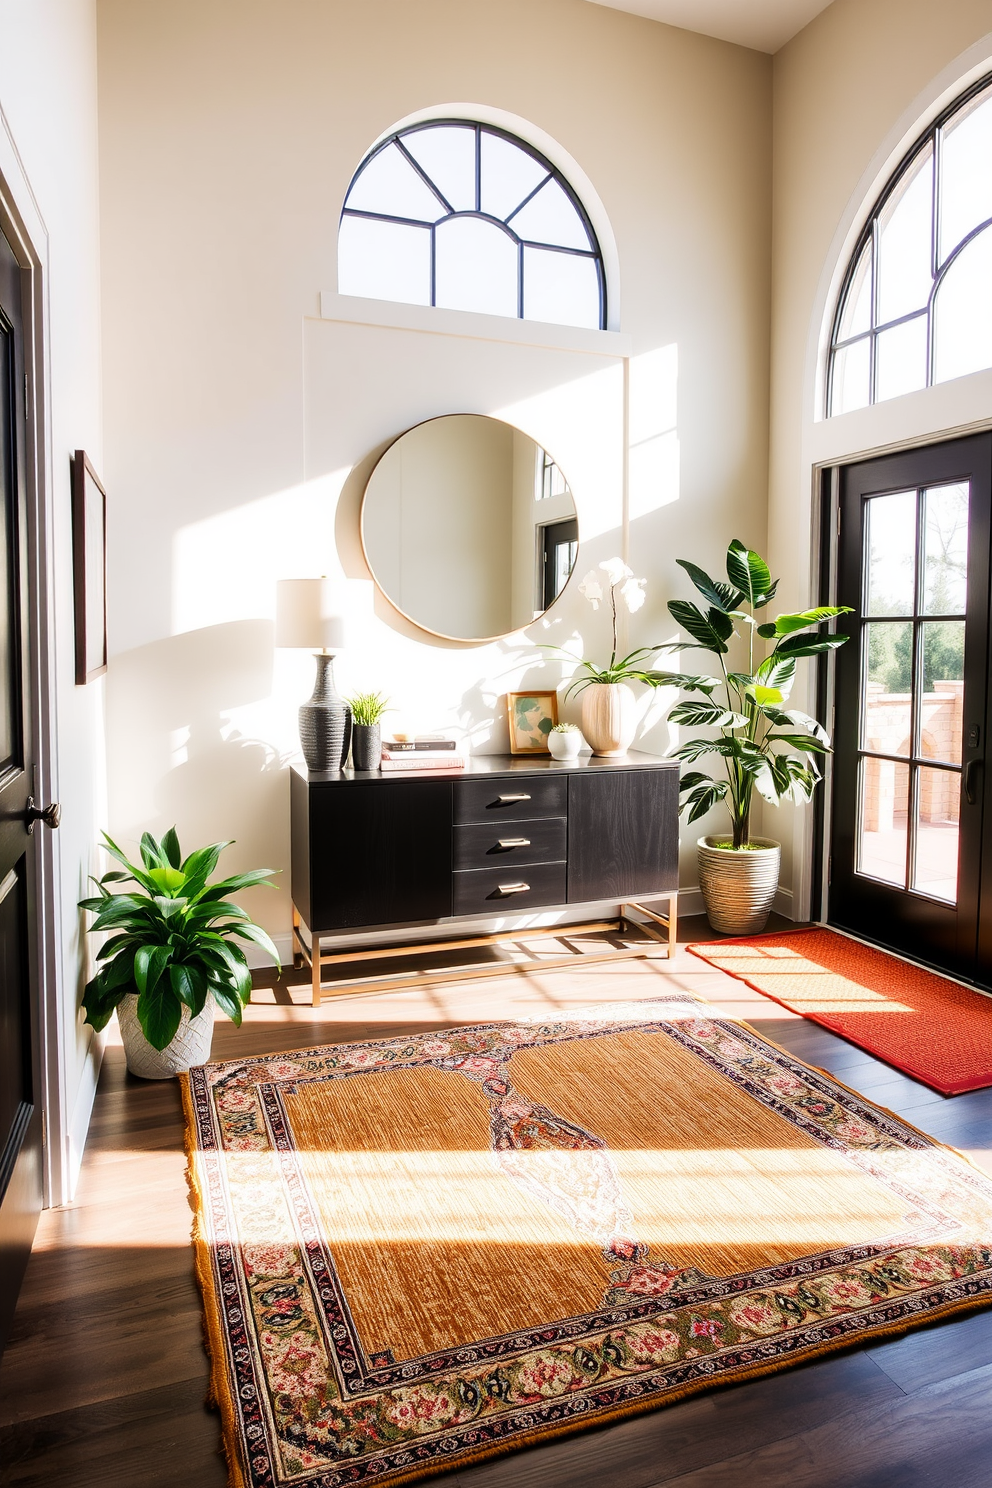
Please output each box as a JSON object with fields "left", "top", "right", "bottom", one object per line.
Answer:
{"left": 275, "top": 578, "right": 346, "bottom": 650}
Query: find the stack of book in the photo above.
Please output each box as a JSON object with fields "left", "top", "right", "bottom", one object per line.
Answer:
{"left": 380, "top": 739, "right": 466, "bottom": 772}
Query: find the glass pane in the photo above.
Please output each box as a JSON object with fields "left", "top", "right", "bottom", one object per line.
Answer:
{"left": 862, "top": 623, "right": 913, "bottom": 755}
{"left": 401, "top": 125, "right": 476, "bottom": 213}
{"left": 920, "top": 621, "right": 965, "bottom": 764}
{"left": 933, "top": 224, "right": 992, "bottom": 383}
{"left": 939, "top": 84, "right": 992, "bottom": 264}
{"left": 877, "top": 144, "right": 934, "bottom": 324}
{"left": 837, "top": 240, "right": 872, "bottom": 340}
{"left": 874, "top": 315, "right": 928, "bottom": 402}
{"left": 830, "top": 337, "right": 870, "bottom": 415}
{"left": 522, "top": 247, "right": 600, "bottom": 329}
{"left": 858, "top": 757, "right": 909, "bottom": 886}
{"left": 865, "top": 491, "right": 916, "bottom": 615}
{"left": 479, "top": 132, "right": 547, "bottom": 221}
{"left": 509, "top": 178, "right": 592, "bottom": 251}
{"left": 434, "top": 216, "right": 518, "bottom": 317}
{"left": 344, "top": 142, "right": 446, "bottom": 222}
{"left": 923, "top": 482, "right": 969, "bottom": 614}
{"left": 337, "top": 215, "right": 431, "bottom": 304}
{"left": 913, "top": 766, "right": 960, "bottom": 902}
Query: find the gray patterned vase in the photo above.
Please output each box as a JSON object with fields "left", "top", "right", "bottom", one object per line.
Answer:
{"left": 299, "top": 653, "right": 350, "bottom": 773}
{"left": 351, "top": 722, "right": 381, "bottom": 771}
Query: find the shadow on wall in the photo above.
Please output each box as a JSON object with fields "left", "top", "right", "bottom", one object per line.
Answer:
{"left": 105, "top": 619, "right": 291, "bottom": 929}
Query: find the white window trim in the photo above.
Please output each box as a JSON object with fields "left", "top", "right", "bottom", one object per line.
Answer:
{"left": 318, "top": 290, "right": 632, "bottom": 359}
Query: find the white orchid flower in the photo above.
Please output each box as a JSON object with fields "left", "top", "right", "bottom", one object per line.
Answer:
{"left": 599, "top": 556, "right": 633, "bottom": 585}
{"left": 620, "top": 576, "right": 647, "bottom": 613}
{"left": 578, "top": 570, "right": 604, "bottom": 608}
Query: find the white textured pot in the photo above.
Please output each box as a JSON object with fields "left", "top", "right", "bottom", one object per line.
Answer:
{"left": 581, "top": 683, "right": 636, "bottom": 757}
{"left": 697, "top": 835, "right": 781, "bottom": 935}
{"left": 548, "top": 730, "right": 583, "bottom": 760}
{"left": 116, "top": 993, "right": 215, "bottom": 1079}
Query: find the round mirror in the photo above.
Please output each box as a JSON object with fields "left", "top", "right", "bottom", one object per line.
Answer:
{"left": 360, "top": 415, "right": 578, "bottom": 642}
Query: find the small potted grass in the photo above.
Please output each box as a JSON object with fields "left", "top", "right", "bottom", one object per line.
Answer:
{"left": 548, "top": 721, "right": 583, "bottom": 760}
{"left": 348, "top": 691, "right": 391, "bottom": 771}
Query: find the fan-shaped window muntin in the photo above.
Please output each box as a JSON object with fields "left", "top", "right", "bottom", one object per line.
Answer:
{"left": 829, "top": 74, "right": 992, "bottom": 415}
{"left": 339, "top": 121, "right": 606, "bottom": 332}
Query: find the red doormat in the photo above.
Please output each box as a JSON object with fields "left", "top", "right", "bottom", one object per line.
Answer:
{"left": 688, "top": 929, "right": 992, "bottom": 1095}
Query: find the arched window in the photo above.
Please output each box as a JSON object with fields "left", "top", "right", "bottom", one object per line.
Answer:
{"left": 338, "top": 120, "right": 606, "bottom": 331}
{"left": 829, "top": 74, "right": 992, "bottom": 415}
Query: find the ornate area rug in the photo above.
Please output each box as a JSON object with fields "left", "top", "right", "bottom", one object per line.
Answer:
{"left": 688, "top": 929, "right": 992, "bottom": 1094}
{"left": 182, "top": 1000, "right": 992, "bottom": 1488}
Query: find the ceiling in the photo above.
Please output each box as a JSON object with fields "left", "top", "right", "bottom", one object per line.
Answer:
{"left": 583, "top": 0, "right": 835, "bottom": 53}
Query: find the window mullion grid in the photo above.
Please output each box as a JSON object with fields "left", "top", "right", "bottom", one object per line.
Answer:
{"left": 517, "top": 240, "right": 524, "bottom": 320}
{"left": 869, "top": 218, "right": 879, "bottom": 406}
{"left": 907, "top": 488, "right": 927, "bottom": 893}
{"left": 928, "top": 126, "right": 941, "bottom": 388}
{"left": 474, "top": 126, "right": 481, "bottom": 214}
{"left": 430, "top": 223, "right": 437, "bottom": 308}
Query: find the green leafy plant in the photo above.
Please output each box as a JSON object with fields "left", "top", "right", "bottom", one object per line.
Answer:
{"left": 79, "top": 829, "right": 280, "bottom": 1050}
{"left": 348, "top": 691, "right": 392, "bottom": 726}
{"left": 657, "top": 540, "right": 851, "bottom": 849}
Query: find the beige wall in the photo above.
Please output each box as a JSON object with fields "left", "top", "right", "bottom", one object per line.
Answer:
{"left": 0, "top": 0, "right": 104, "bottom": 1196}
{"left": 769, "top": 0, "right": 992, "bottom": 906}
{"left": 96, "top": 0, "right": 772, "bottom": 952}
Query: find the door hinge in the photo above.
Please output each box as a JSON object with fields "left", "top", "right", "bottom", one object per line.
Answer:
{"left": 836, "top": 504, "right": 841, "bottom": 536}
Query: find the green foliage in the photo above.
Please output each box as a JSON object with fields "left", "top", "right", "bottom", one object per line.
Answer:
{"left": 79, "top": 830, "right": 280, "bottom": 1050}
{"left": 867, "top": 622, "right": 964, "bottom": 695}
{"left": 541, "top": 644, "right": 673, "bottom": 698}
{"left": 664, "top": 540, "right": 851, "bottom": 848}
{"left": 348, "top": 691, "right": 392, "bottom": 726}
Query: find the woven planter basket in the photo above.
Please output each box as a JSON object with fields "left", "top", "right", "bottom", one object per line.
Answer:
{"left": 116, "top": 993, "right": 215, "bottom": 1079}
{"left": 697, "top": 835, "right": 781, "bottom": 935}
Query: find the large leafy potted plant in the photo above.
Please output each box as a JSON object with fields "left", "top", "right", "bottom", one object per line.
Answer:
{"left": 659, "top": 540, "right": 849, "bottom": 934}
{"left": 80, "top": 829, "right": 280, "bottom": 1079}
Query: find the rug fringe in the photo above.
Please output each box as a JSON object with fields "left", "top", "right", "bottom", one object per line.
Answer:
{"left": 181, "top": 1073, "right": 248, "bottom": 1488}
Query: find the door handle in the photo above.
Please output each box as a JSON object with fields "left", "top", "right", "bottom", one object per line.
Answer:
{"left": 497, "top": 837, "right": 531, "bottom": 848}
{"left": 497, "top": 793, "right": 531, "bottom": 803}
{"left": 964, "top": 758, "right": 982, "bottom": 805}
{"left": 497, "top": 882, "right": 531, "bottom": 895}
{"left": 25, "top": 797, "right": 61, "bottom": 832}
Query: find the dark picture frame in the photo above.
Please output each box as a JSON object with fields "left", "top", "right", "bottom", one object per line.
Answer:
{"left": 71, "top": 451, "right": 107, "bottom": 684}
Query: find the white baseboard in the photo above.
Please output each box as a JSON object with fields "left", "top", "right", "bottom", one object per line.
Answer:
{"left": 65, "top": 1028, "right": 105, "bottom": 1202}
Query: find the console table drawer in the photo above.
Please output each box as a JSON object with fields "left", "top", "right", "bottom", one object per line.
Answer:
{"left": 453, "top": 776, "right": 567, "bottom": 825}
{"left": 451, "top": 861, "right": 566, "bottom": 916}
{"left": 453, "top": 817, "right": 566, "bottom": 871}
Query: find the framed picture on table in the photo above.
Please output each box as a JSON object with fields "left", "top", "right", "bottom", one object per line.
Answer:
{"left": 71, "top": 450, "right": 108, "bottom": 684}
{"left": 507, "top": 690, "right": 559, "bottom": 754}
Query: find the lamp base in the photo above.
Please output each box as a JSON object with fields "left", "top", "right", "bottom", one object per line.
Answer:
{"left": 299, "top": 653, "right": 351, "bottom": 772}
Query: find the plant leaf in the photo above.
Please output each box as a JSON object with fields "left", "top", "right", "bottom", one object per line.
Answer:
{"left": 667, "top": 600, "right": 734, "bottom": 655}
{"left": 756, "top": 606, "right": 852, "bottom": 639}
{"left": 645, "top": 671, "right": 720, "bottom": 694}
{"left": 755, "top": 654, "right": 797, "bottom": 694}
{"left": 134, "top": 943, "right": 172, "bottom": 997}
{"left": 209, "top": 982, "right": 244, "bottom": 1026}
{"left": 773, "top": 633, "right": 849, "bottom": 659}
{"left": 140, "top": 832, "right": 171, "bottom": 871}
{"left": 675, "top": 559, "right": 744, "bottom": 614}
{"left": 668, "top": 700, "right": 747, "bottom": 728}
{"left": 726, "top": 540, "right": 774, "bottom": 609}
{"left": 161, "top": 827, "right": 183, "bottom": 869}
{"left": 136, "top": 982, "right": 183, "bottom": 1051}
{"left": 169, "top": 962, "right": 207, "bottom": 1016}
{"left": 229, "top": 921, "right": 281, "bottom": 967}
{"left": 763, "top": 732, "right": 830, "bottom": 753}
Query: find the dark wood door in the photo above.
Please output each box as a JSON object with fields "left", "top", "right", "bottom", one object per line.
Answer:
{"left": 829, "top": 434, "right": 992, "bottom": 981}
{"left": 567, "top": 769, "right": 679, "bottom": 902}
{"left": 0, "top": 225, "right": 42, "bottom": 1352}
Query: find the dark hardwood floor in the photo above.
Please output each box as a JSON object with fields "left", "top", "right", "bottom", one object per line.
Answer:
{"left": 1, "top": 915, "right": 990, "bottom": 1487}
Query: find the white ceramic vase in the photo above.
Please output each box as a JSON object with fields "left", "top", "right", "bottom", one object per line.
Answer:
{"left": 580, "top": 682, "right": 636, "bottom": 757}
{"left": 696, "top": 835, "right": 781, "bottom": 935}
{"left": 116, "top": 993, "right": 216, "bottom": 1079}
{"left": 548, "top": 730, "right": 583, "bottom": 760}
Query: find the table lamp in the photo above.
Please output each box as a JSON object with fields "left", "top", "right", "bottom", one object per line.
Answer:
{"left": 276, "top": 578, "right": 350, "bottom": 772}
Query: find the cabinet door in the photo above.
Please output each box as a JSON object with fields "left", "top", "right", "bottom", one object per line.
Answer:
{"left": 308, "top": 779, "right": 453, "bottom": 930}
{"left": 567, "top": 769, "right": 678, "bottom": 902}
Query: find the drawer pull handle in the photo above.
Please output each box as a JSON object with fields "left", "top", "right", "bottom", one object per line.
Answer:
{"left": 497, "top": 793, "right": 531, "bottom": 803}
{"left": 498, "top": 837, "right": 531, "bottom": 848}
{"left": 498, "top": 882, "right": 531, "bottom": 894}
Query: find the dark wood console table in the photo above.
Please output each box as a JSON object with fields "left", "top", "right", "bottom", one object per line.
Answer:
{"left": 290, "top": 751, "right": 679, "bottom": 1004}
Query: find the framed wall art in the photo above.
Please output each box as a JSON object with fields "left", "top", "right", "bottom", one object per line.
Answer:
{"left": 506, "top": 690, "right": 558, "bottom": 755}
{"left": 71, "top": 450, "right": 108, "bottom": 684}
